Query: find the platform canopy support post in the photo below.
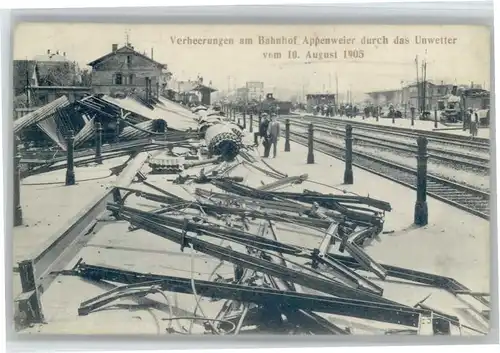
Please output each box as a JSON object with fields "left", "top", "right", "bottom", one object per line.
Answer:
{"left": 411, "top": 106, "right": 415, "bottom": 126}
{"left": 414, "top": 136, "right": 429, "bottom": 226}
{"left": 249, "top": 113, "right": 253, "bottom": 133}
{"left": 307, "top": 123, "right": 315, "bottom": 164}
{"left": 343, "top": 124, "right": 353, "bottom": 184}
{"left": 95, "top": 122, "right": 103, "bottom": 164}
{"left": 65, "top": 130, "right": 76, "bottom": 186}
{"left": 434, "top": 108, "right": 438, "bottom": 129}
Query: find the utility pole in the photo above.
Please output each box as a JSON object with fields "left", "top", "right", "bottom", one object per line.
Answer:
{"left": 125, "top": 30, "right": 130, "bottom": 46}
{"left": 421, "top": 60, "right": 427, "bottom": 113}
{"left": 25, "top": 57, "right": 31, "bottom": 108}
{"left": 400, "top": 80, "right": 404, "bottom": 106}
{"left": 335, "top": 73, "right": 339, "bottom": 113}
{"left": 415, "top": 55, "right": 420, "bottom": 114}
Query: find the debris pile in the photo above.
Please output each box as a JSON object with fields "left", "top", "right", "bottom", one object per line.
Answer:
{"left": 14, "top": 97, "right": 490, "bottom": 336}
{"left": 15, "top": 93, "right": 200, "bottom": 179}
{"left": 67, "top": 155, "right": 487, "bottom": 335}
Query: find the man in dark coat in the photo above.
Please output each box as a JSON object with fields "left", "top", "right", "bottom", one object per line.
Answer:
{"left": 259, "top": 113, "right": 271, "bottom": 157}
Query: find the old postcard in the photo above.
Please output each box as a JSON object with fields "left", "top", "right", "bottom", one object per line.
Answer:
{"left": 12, "top": 23, "right": 491, "bottom": 336}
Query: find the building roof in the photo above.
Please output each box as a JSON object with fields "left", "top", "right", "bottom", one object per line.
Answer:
{"left": 33, "top": 53, "right": 70, "bottom": 62}
{"left": 365, "top": 89, "right": 400, "bottom": 95}
{"left": 193, "top": 84, "right": 217, "bottom": 93}
{"left": 87, "top": 44, "right": 166, "bottom": 69}
{"left": 174, "top": 80, "right": 218, "bottom": 93}
{"left": 306, "top": 93, "right": 336, "bottom": 98}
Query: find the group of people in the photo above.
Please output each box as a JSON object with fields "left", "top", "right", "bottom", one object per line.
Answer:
{"left": 256, "top": 113, "right": 281, "bottom": 158}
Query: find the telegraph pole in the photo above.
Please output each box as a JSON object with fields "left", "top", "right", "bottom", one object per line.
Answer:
{"left": 415, "top": 55, "right": 420, "bottom": 114}
{"left": 335, "top": 73, "right": 339, "bottom": 113}
{"left": 25, "top": 57, "right": 31, "bottom": 108}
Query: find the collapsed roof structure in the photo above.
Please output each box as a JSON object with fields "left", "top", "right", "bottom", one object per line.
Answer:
{"left": 13, "top": 99, "right": 489, "bottom": 336}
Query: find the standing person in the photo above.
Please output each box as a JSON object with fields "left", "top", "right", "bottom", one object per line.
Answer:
{"left": 364, "top": 106, "right": 370, "bottom": 119}
{"left": 267, "top": 114, "right": 281, "bottom": 158}
{"left": 259, "top": 113, "right": 271, "bottom": 157}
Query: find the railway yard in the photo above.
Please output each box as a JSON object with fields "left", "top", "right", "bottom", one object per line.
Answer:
{"left": 284, "top": 115, "right": 490, "bottom": 219}
{"left": 11, "top": 97, "right": 491, "bottom": 337}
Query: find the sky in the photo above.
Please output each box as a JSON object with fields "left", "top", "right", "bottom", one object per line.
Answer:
{"left": 13, "top": 23, "right": 491, "bottom": 101}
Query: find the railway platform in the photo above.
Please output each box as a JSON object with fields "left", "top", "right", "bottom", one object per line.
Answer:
{"left": 13, "top": 128, "right": 490, "bottom": 335}
{"left": 256, "top": 139, "right": 490, "bottom": 285}
{"left": 12, "top": 155, "right": 131, "bottom": 299}
{"left": 294, "top": 112, "right": 490, "bottom": 139}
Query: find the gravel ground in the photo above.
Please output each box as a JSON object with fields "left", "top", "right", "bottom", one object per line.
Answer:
{"left": 294, "top": 126, "right": 490, "bottom": 192}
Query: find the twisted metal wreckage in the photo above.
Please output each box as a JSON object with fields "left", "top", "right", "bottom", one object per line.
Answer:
{"left": 14, "top": 96, "right": 489, "bottom": 335}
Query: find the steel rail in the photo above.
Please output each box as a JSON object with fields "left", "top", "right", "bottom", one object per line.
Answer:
{"left": 289, "top": 132, "right": 490, "bottom": 220}
{"left": 329, "top": 254, "right": 490, "bottom": 309}
{"left": 289, "top": 119, "right": 490, "bottom": 171}
{"left": 72, "top": 262, "right": 424, "bottom": 327}
{"left": 291, "top": 114, "right": 490, "bottom": 148}
{"left": 14, "top": 152, "right": 150, "bottom": 329}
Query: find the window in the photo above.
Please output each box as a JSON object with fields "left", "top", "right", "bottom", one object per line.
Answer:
{"left": 115, "top": 73, "right": 123, "bottom": 85}
{"left": 129, "top": 74, "right": 134, "bottom": 85}
{"left": 127, "top": 56, "right": 132, "bottom": 65}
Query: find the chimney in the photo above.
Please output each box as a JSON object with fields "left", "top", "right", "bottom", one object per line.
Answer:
{"left": 151, "top": 48, "right": 154, "bottom": 59}
{"left": 56, "top": 50, "right": 59, "bottom": 55}
{"left": 63, "top": 52, "right": 66, "bottom": 56}
{"left": 112, "top": 44, "right": 118, "bottom": 52}
{"left": 47, "top": 49, "right": 50, "bottom": 54}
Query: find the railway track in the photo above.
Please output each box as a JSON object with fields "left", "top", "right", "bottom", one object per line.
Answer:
{"left": 289, "top": 115, "right": 490, "bottom": 153}
{"left": 289, "top": 131, "right": 490, "bottom": 220}
{"left": 289, "top": 119, "right": 490, "bottom": 172}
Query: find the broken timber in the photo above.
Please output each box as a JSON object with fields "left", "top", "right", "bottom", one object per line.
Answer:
{"left": 14, "top": 96, "right": 70, "bottom": 134}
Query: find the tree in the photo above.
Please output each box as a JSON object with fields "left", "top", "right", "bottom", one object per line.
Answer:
{"left": 80, "top": 69, "right": 92, "bottom": 86}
